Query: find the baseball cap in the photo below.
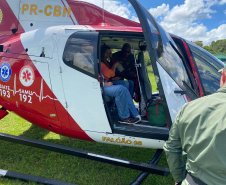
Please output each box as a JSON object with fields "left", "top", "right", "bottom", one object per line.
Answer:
{"left": 218, "top": 64, "right": 226, "bottom": 73}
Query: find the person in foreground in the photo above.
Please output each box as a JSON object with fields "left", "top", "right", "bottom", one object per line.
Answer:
{"left": 163, "top": 65, "right": 226, "bottom": 185}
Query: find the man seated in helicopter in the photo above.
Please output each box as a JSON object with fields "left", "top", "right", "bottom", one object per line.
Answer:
{"left": 101, "top": 45, "right": 130, "bottom": 90}
{"left": 111, "top": 43, "right": 137, "bottom": 98}
{"left": 101, "top": 44, "right": 141, "bottom": 124}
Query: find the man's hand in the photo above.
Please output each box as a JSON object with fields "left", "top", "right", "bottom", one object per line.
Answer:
{"left": 104, "top": 82, "right": 113, "bottom": 87}
{"left": 112, "top": 62, "right": 120, "bottom": 70}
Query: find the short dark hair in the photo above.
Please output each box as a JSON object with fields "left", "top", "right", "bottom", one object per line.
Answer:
{"left": 122, "top": 43, "right": 131, "bottom": 52}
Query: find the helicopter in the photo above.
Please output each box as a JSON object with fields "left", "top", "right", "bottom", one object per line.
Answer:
{"left": 0, "top": 0, "right": 224, "bottom": 152}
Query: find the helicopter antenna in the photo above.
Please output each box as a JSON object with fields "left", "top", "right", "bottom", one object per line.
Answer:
{"left": 102, "top": 0, "right": 105, "bottom": 24}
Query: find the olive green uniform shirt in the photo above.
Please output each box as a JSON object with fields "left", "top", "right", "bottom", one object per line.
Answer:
{"left": 164, "top": 85, "right": 226, "bottom": 185}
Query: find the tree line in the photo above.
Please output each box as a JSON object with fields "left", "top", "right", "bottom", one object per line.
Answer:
{"left": 193, "top": 39, "right": 226, "bottom": 54}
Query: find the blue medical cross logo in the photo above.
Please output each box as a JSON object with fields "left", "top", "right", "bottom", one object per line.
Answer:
{"left": 0, "top": 63, "right": 11, "bottom": 82}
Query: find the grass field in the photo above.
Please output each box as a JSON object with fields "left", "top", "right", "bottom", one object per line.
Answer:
{"left": 0, "top": 62, "right": 175, "bottom": 185}
{"left": 0, "top": 114, "right": 174, "bottom": 185}
{"left": 0, "top": 113, "right": 173, "bottom": 185}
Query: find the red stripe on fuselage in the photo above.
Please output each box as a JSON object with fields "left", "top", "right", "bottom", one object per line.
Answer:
{"left": 60, "top": 0, "right": 76, "bottom": 25}
{"left": 65, "top": 0, "right": 140, "bottom": 27}
{"left": 0, "top": 0, "right": 25, "bottom": 43}
{"left": 0, "top": 33, "right": 93, "bottom": 141}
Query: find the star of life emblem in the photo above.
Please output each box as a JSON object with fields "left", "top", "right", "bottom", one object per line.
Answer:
{"left": 0, "top": 62, "right": 12, "bottom": 82}
{"left": 19, "top": 66, "right": 35, "bottom": 87}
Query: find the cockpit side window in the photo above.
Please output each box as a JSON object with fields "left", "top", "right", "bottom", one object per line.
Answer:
{"left": 188, "top": 44, "right": 222, "bottom": 95}
{"left": 138, "top": 6, "right": 192, "bottom": 92}
{"left": 63, "top": 32, "right": 98, "bottom": 78}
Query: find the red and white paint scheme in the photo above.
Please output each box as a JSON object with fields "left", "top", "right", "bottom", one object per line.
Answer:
{"left": 0, "top": 0, "right": 223, "bottom": 149}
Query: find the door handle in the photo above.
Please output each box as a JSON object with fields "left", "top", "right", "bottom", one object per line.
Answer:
{"left": 174, "top": 90, "right": 186, "bottom": 95}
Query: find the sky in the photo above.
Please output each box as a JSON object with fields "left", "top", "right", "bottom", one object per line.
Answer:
{"left": 81, "top": 0, "right": 226, "bottom": 46}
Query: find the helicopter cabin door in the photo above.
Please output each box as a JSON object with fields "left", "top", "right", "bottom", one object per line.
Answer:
{"left": 59, "top": 30, "right": 111, "bottom": 133}
{"left": 129, "top": 0, "right": 198, "bottom": 128}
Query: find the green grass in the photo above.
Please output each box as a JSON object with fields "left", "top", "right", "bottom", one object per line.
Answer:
{"left": 147, "top": 65, "right": 158, "bottom": 92}
{"left": 0, "top": 113, "right": 174, "bottom": 185}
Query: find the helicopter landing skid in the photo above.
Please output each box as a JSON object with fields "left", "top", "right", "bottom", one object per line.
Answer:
{"left": 0, "top": 132, "right": 169, "bottom": 185}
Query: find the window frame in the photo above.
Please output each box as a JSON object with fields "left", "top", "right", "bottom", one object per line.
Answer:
{"left": 188, "top": 43, "right": 222, "bottom": 95}
{"left": 62, "top": 31, "right": 99, "bottom": 79}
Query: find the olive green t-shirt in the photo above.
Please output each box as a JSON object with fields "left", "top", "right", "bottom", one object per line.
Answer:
{"left": 164, "top": 85, "right": 226, "bottom": 184}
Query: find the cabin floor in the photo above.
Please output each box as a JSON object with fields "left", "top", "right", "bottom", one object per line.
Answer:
{"left": 108, "top": 104, "right": 169, "bottom": 140}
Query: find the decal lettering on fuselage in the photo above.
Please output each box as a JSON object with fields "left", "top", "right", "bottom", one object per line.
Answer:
{"left": 102, "top": 137, "right": 142, "bottom": 146}
{"left": 0, "top": 84, "right": 10, "bottom": 99}
{"left": 13, "top": 76, "right": 57, "bottom": 104}
{"left": 21, "top": 4, "right": 71, "bottom": 17}
{"left": 0, "top": 9, "right": 3, "bottom": 24}
{"left": 19, "top": 66, "right": 35, "bottom": 87}
{"left": 0, "top": 74, "right": 58, "bottom": 104}
{"left": 0, "top": 63, "right": 12, "bottom": 82}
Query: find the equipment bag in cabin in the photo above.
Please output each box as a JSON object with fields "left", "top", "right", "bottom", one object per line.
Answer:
{"left": 146, "top": 99, "right": 166, "bottom": 127}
